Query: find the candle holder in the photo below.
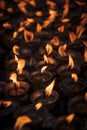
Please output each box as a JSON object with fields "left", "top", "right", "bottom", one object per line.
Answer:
{"left": 4, "top": 81, "right": 30, "bottom": 104}
{"left": 30, "top": 89, "right": 59, "bottom": 109}
{"left": 29, "top": 70, "right": 53, "bottom": 90}
{"left": 59, "top": 78, "right": 87, "bottom": 97}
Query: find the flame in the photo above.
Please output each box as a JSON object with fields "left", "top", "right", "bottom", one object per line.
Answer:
{"left": 76, "top": 25, "right": 85, "bottom": 38}
{"left": 58, "top": 44, "right": 67, "bottom": 56}
{"left": 3, "top": 101, "right": 12, "bottom": 107}
{"left": 36, "top": 23, "right": 42, "bottom": 33}
{"left": 68, "top": 55, "right": 74, "bottom": 69}
{"left": 26, "top": 18, "right": 34, "bottom": 23}
{"left": 9, "top": 73, "right": 19, "bottom": 87}
{"left": 51, "top": 36, "right": 60, "bottom": 46}
{"left": 14, "top": 55, "right": 18, "bottom": 62}
{"left": 14, "top": 115, "right": 32, "bottom": 130}
{"left": 46, "top": 44, "right": 53, "bottom": 55}
{"left": 18, "top": 1, "right": 29, "bottom": 15}
{"left": 35, "top": 102, "right": 42, "bottom": 110}
{"left": 18, "top": 27, "right": 25, "bottom": 33}
{"left": 62, "top": 0, "right": 69, "bottom": 18}
{"left": 44, "top": 54, "right": 48, "bottom": 64}
{"left": 69, "top": 32, "right": 76, "bottom": 43}
{"left": 84, "top": 48, "right": 87, "bottom": 62}
{"left": 85, "top": 92, "right": 87, "bottom": 100}
{"left": 41, "top": 66, "right": 48, "bottom": 73}
{"left": 35, "top": 11, "right": 43, "bottom": 17}
{"left": 17, "top": 59, "right": 25, "bottom": 74}
{"left": 66, "top": 113, "right": 75, "bottom": 124}
{"left": 45, "top": 79, "right": 55, "bottom": 96}
{"left": 48, "top": 57, "right": 55, "bottom": 64}
{"left": 58, "top": 25, "right": 64, "bottom": 33}
{"left": 27, "top": 0, "right": 36, "bottom": 7}
{"left": 3, "top": 22, "right": 11, "bottom": 28}
{"left": 62, "top": 18, "right": 70, "bottom": 23}
{"left": 24, "top": 30, "right": 34, "bottom": 42}
{"left": 80, "top": 13, "right": 87, "bottom": 25}
{"left": 13, "top": 31, "right": 18, "bottom": 39}
{"left": 7, "top": 7, "right": 13, "bottom": 13}
{"left": 71, "top": 73, "right": 78, "bottom": 82}
{"left": 46, "top": 0, "right": 56, "bottom": 9}
{"left": 13, "top": 45, "right": 19, "bottom": 55}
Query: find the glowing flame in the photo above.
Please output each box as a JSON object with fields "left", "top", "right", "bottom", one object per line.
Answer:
{"left": 58, "top": 25, "right": 64, "bottom": 33}
{"left": 36, "top": 23, "right": 42, "bottom": 33}
{"left": 46, "top": 44, "right": 53, "bottom": 55}
{"left": 84, "top": 48, "right": 87, "bottom": 62}
{"left": 41, "top": 66, "right": 48, "bottom": 73}
{"left": 13, "top": 45, "right": 19, "bottom": 55}
{"left": 28, "top": 0, "right": 36, "bottom": 7}
{"left": 62, "top": 0, "right": 69, "bottom": 18}
{"left": 68, "top": 55, "right": 74, "bottom": 69}
{"left": 35, "top": 11, "right": 43, "bottom": 17}
{"left": 45, "top": 79, "right": 55, "bottom": 96}
{"left": 58, "top": 44, "right": 67, "bottom": 56}
{"left": 69, "top": 32, "right": 76, "bottom": 43}
{"left": 62, "top": 18, "right": 70, "bottom": 23}
{"left": 35, "top": 102, "right": 42, "bottom": 110}
{"left": 13, "top": 31, "right": 18, "bottom": 39}
{"left": 3, "top": 22, "right": 11, "bottom": 28}
{"left": 66, "top": 113, "right": 75, "bottom": 124}
{"left": 44, "top": 54, "right": 48, "bottom": 64}
{"left": 46, "top": 0, "right": 56, "bottom": 9}
{"left": 14, "top": 115, "right": 32, "bottom": 130}
{"left": 17, "top": 59, "right": 25, "bottom": 74}
{"left": 48, "top": 57, "right": 55, "bottom": 64}
{"left": 14, "top": 55, "right": 18, "bottom": 62}
{"left": 3, "top": 101, "right": 12, "bottom": 107}
{"left": 18, "top": 1, "right": 29, "bottom": 15}
{"left": 24, "top": 30, "right": 34, "bottom": 42}
{"left": 51, "top": 36, "right": 60, "bottom": 46}
{"left": 18, "top": 27, "right": 25, "bottom": 33}
{"left": 71, "top": 73, "right": 78, "bottom": 82}
{"left": 85, "top": 92, "right": 87, "bottom": 101}
{"left": 9, "top": 73, "right": 19, "bottom": 87}
{"left": 76, "top": 25, "right": 85, "bottom": 38}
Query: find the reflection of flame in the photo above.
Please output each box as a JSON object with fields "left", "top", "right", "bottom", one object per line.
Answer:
{"left": 44, "top": 54, "right": 48, "bottom": 64}
{"left": 71, "top": 73, "right": 78, "bottom": 82}
{"left": 14, "top": 115, "right": 32, "bottom": 130}
{"left": 46, "top": 44, "right": 53, "bottom": 55}
{"left": 45, "top": 79, "right": 55, "bottom": 96}
{"left": 18, "top": 1, "right": 29, "bottom": 15}
{"left": 35, "top": 102, "right": 42, "bottom": 110}
{"left": 13, "top": 31, "right": 18, "bottom": 39}
{"left": 62, "top": 0, "right": 69, "bottom": 18}
{"left": 46, "top": 0, "right": 56, "bottom": 9}
{"left": 84, "top": 48, "right": 87, "bottom": 62}
{"left": 80, "top": 13, "right": 87, "bottom": 25}
{"left": 13, "top": 45, "right": 19, "bottom": 55}
{"left": 62, "top": 18, "right": 70, "bottom": 23}
{"left": 35, "top": 11, "right": 43, "bottom": 17}
{"left": 27, "top": 0, "right": 36, "bottom": 7}
{"left": 85, "top": 92, "right": 87, "bottom": 101}
{"left": 36, "top": 23, "right": 42, "bottom": 33}
{"left": 24, "top": 30, "right": 34, "bottom": 42}
{"left": 17, "top": 59, "right": 25, "bottom": 74}
{"left": 69, "top": 32, "right": 76, "bottom": 43}
{"left": 83, "top": 41, "right": 87, "bottom": 47}
{"left": 51, "top": 36, "right": 60, "bottom": 46}
{"left": 76, "top": 25, "right": 85, "bottom": 38}
{"left": 68, "top": 55, "right": 74, "bottom": 69}
{"left": 18, "top": 27, "right": 25, "bottom": 32}
{"left": 41, "top": 66, "right": 48, "bottom": 73}
{"left": 3, "top": 101, "right": 12, "bottom": 107}
{"left": 66, "top": 113, "right": 75, "bottom": 124}
{"left": 58, "top": 44, "right": 67, "bottom": 56}
{"left": 48, "top": 57, "right": 55, "bottom": 64}
{"left": 14, "top": 55, "right": 18, "bottom": 62}
{"left": 9, "top": 73, "right": 19, "bottom": 87}
{"left": 7, "top": 7, "right": 13, "bottom": 13}
{"left": 3, "top": 22, "right": 11, "bottom": 28}
{"left": 58, "top": 25, "right": 64, "bottom": 33}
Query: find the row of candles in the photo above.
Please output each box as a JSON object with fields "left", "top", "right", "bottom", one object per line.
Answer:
{"left": 0, "top": 0, "right": 87, "bottom": 130}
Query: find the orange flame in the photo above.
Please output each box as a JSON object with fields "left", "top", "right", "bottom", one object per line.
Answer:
{"left": 36, "top": 23, "right": 42, "bottom": 33}
{"left": 71, "top": 73, "right": 78, "bottom": 82}
{"left": 84, "top": 48, "right": 87, "bottom": 62}
{"left": 68, "top": 55, "right": 74, "bottom": 69}
{"left": 48, "top": 57, "right": 55, "bottom": 64}
{"left": 62, "top": 0, "right": 69, "bottom": 18}
{"left": 58, "top": 44, "right": 67, "bottom": 56}
{"left": 17, "top": 59, "right": 25, "bottom": 74}
{"left": 58, "top": 25, "right": 64, "bottom": 33}
{"left": 41, "top": 66, "right": 48, "bottom": 73}
{"left": 2, "top": 101, "right": 12, "bottom": 107}
{"left": 66, "top": 113, "right": 75, "bottom": 124}
{"left": 13, "top": 31, "right": 18, "bottom": 39}
{"left": 13, "top": 45, "right": 19, "bottom": 55}
{"left": 9, "top": 73, "right": 19, "bottom": 87}
{"left": 62, "top": 18, "right": 70, "bottom": 23}
{"left": 44, "top": 54, "right": 48, "bottom": 64}
{"left": 3, "top": 22, "right": 11, "bottom": 28}
{"left": 14, "top": 55, "right": 18, "bottom": 62}
{"left": 51, "top": 36, "right": 60, "bottom": 46}
{"left": 27, "top": 0, "right": 36, "bottom": 7}
{"left": 46, "top": 0, "right": 56, "bottom": 9}
{"left": 69, "top": 32, "right": 76, "bottom": 43}
{"left": 35, "top": 11, "right": 43, "bottom": 17}
{"left": 85, "top": 92, "right": 87, "bottom": 100}
{"left": 18, "top": 1, "right": 29, "bottom": 15}
{"left": 76, "top": 25, "right": 85, "bottom": 38}
{"left": 35, "top": 102, "right": 42, "bottom": 110}
{"left": 24, "top": 30, "right": 34, "bottom": 42}
{"left": 45, "top": 79, "right": 55, "bottom": 96}
{"left": 46, "top": 44, "right": 53, "bottom": 55}
{"left": 18, "top": 27, "right": 25, "bottom": 33}
{"left": 14, "top": 115, "right": 32, "bottom": 130}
